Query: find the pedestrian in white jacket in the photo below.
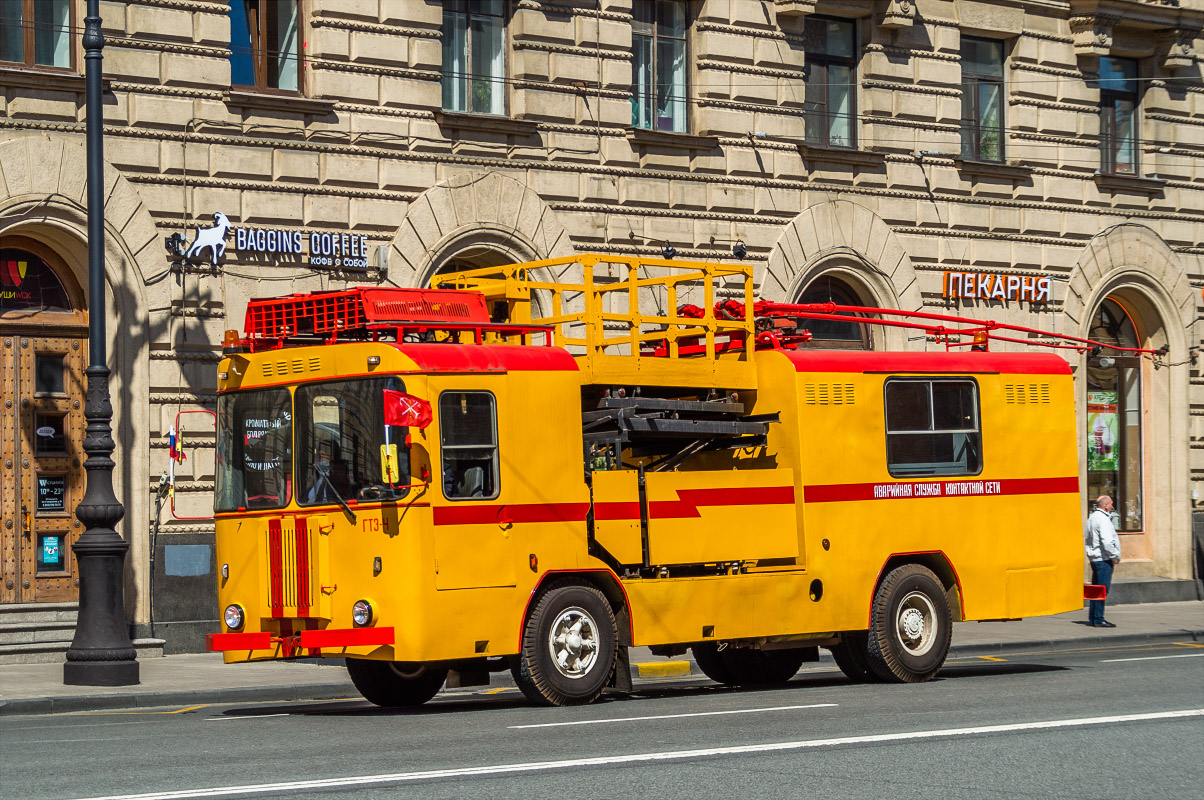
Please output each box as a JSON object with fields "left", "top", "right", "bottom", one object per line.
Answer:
{"left": 1085, "top": 495, "right": 1121, "bottom": 628}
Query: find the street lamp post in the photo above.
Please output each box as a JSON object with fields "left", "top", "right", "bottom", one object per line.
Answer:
{"left": 63, "top": 0, "right": 139, "bottom": 686}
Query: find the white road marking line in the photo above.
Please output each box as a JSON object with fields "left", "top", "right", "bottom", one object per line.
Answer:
{"left": 508, "top": 703, "right": 838, "bottom": 729}
{"left": 70, "top": 708, "right": 1204, "bottom": 800}
{"left": 206, "top": 714, "right": 289, "bottom": 721}
{"left": 1099, "top": 653, "right": 1204, "bottom": 663}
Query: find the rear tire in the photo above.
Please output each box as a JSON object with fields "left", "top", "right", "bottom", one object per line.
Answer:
{"left": 828, "top": 631, "right": 877, "bottom": 683}
{"left": 511, "top": 581, "right": 618, "bottom": 706}
{"left": 692, "top": 643, "right": 806, "bottom": 686}
{"left": 692, "top": 643, "right": 737, "bottom": 684}
{"left": 346, "top": 658, "right": 448, "bottom": 707}
{"left": 865, "top": 564, "right": 952, "bottom": 683}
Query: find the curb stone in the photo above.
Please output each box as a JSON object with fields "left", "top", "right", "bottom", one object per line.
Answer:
{"left": 2, "top": 628, "right": 1200, "bottom": 717}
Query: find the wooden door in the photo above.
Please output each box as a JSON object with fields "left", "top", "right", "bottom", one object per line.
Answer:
{"left": 0, "top": 332, "right": 87, "bottom": 603}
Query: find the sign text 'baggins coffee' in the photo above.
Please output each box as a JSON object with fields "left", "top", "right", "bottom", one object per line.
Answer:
{"left": 234, "top": 228, "right": 370, "bottom": 269}
{"left": 183, "top": 211, "right": 370, "bottom": 269}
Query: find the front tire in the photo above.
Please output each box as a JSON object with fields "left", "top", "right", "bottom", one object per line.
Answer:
{"left": 346, "top": 658, "right": 448, "bottom": 707}
{"left": 865, "top": 564, "right": 952, "bottom": 683}
{"left": 511, "top": 581, "right": 618, "bottom": 706}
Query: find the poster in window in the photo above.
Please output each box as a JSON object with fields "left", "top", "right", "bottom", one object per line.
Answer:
{"left": 1087, "top": 391, "right": 1118, "bottom": 472}
{"left": 38, "top": 535, "right": 64, "bottom": 571}
{"left": 37, "top": 474, "right": 68, "bottom": 512}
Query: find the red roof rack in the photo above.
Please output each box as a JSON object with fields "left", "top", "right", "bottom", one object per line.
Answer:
{"left": 239, "top": 287, "right": 551, "bottom": 350}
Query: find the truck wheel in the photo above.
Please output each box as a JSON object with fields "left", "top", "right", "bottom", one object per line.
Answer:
{"left": 693, "top": 644, "right": 805, "bottom": 686}
{"left": 828, "top": 632, "right": 877, "bottom": 683}
{"left": 723, "top": 647, "right": 807, "bottom": 685}
{"left": 346, "top": 658, "right": 448, "bottom": 707}
{"left": 692, "top": 643, "right": 737, "bottom": 685}
{"left": 511, "top": 581, "right": 618, "bottom": 706}
{"left": 865, "top": 564, "right": 952, "bottom": 683}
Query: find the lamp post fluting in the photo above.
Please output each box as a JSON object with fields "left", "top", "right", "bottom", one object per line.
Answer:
{"left": 63, "top": 0, "right": 139, "bottom": 687}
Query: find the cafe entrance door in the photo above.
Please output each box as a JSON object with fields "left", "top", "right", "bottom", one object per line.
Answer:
{"left": 0, "top": 242, "right": 88, "bottom": 604}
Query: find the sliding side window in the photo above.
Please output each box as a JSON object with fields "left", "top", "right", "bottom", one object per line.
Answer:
{"left": 885, "top": 379, "right": 981, "bottom": 477}
{"left": 440, "top": 391, "right": 499, "bottom": 500}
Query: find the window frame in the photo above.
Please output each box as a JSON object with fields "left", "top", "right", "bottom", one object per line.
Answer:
{"left": 1098, "top": 56, "right": 1140, "bottom": 176}
{"left": 441, "top": 0, "right": 508, "bottom": 116}
{"left": 960, "top": 36, "right": 1006, "bottom": 163}
{"left": 630, "top": 0, "right": 689, "bottom": 134}
{"left": 803, "top": 15, "right": 858, "bottom": 149}
{"left": 883, "top": 377, "right": 983, "bottom": 479}
{"left": 229, "top": 0, "right": 305, "bottom": 96}
{"left": 795, "top": 276, "right": 873, "bottom": 351}
{"left": 438, "top": 390, "right": 501, "bottom": 502}
{"left": 0, "top": 0, "right": 77, "bottom": 73}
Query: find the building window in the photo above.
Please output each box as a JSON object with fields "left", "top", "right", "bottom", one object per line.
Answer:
{"left": 0, "top": 0, "right": 73, "bottom": 70}
{"left": 229, "top": 0, "right": 302, "bottom": 93}
{"left": 960, "top": 37, "right": 1004, "bottom": 162}
{"left": 632, "top": 0, "right": 687, "bottom": 133}
{"left": 440, "top": 392, "right": 499, "bottom": 500}
{"left": 442, "top": 0, "right": 505, "bottom": 115}
{"left": 1086, "top": 298, "right": 1142, "bottom": 531}
{"left": 796, "top": 276, "right": 872, "bottom": 350}
{"left": 1099, "top": 57, "right": 1139, "bottom": 175}
{"left": 803, "top": 17, "right": 856, "bottom": 148}
{"left": 885, "top": 379, "right": 981, "bottom": 477}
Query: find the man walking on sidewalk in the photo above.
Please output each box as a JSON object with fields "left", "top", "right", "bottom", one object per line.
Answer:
{"left": 1085, "top": 495, "right": 1121, "bottom": 628}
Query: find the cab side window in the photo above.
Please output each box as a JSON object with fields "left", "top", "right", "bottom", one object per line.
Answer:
{"left": 885, "top": 379, "right": 981, "bottom": 476}
{"left": 440, "top": 391, "right": 499, "bottom": 500}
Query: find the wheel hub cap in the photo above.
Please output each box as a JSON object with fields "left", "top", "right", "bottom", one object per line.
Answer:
{"left": 549, "top": 607, "right": 598, "bottom": 679}
{"left": 895, "top": 591, "right": 937, "bottom": 656}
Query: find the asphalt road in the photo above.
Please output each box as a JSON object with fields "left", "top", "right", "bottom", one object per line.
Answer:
{"left": 4, "top": 642, "right": 1202, "bottom": 800}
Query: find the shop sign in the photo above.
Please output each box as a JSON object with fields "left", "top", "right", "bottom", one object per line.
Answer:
{"left": 183, "top": 212, "right": 370, "bottom": 270}
{"left": 943, "top": 271, "right": 1052, "bottom": 304}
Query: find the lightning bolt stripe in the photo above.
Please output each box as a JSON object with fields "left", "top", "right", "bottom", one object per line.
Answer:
{"left": 431, "top": 486, "right": 795, "bottom": 526}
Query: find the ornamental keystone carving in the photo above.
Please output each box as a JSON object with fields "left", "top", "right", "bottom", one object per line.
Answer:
{"left": 1070, "top": 15, "right": 1117, "bottom": 64}
{"left": 773, "top": 0, "right": 817, "bottom": 18}
{"left": 1158, "top": 28, "right": 1198, "bottom": 72}
{"left": 879, "top": 0, "right": 916, "bottom": 30}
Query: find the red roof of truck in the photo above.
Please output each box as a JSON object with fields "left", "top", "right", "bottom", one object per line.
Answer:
{"left": 779, "top": 349, "right": 1072, "bottom": 375}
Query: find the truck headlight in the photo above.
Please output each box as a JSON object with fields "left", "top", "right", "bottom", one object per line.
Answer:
{"left": 224, "top": 604, "right": 245, "bottom": 631}
{"left": 352, "top": 599, "right": 375, "bottom": 627}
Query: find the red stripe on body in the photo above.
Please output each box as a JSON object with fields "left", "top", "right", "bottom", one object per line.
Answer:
{"left": 432, "top": 487, "right": 794, "bottom": 525}
{"left": 268, "top": 519, "right": 284, "bottom": 617}
{"left": 294, "top": 517, "right": 310, "bottom": 617}
{"left": 803, "top": 476, "right": 1079, "bottom": 503}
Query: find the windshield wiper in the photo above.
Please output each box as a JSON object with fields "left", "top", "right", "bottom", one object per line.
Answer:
{"left": 315, "top": 467, "right": 357, "bottom": 523}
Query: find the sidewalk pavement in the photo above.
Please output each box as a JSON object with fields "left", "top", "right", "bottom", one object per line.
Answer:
{"left": 2, "top": 601, "right": 1200, "bottom": 717}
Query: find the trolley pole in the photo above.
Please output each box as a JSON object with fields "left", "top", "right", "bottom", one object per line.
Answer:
{"left": 63, "top": 0, "right": 139, "bottom": 686}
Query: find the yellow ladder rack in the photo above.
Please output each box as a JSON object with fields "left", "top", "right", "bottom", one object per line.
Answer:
{"left": 432, "top": 254, "right": 759, "bottom": 389}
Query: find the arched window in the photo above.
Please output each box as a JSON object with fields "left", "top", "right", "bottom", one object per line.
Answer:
{"left": 0, "top": 246, "right": 74, "bottom": 315}
{"left": 795, "top": 275, "right": 872, "bottom": 350}
{"left": 1085, "top": 297, "right": 1142, "bottom": 531}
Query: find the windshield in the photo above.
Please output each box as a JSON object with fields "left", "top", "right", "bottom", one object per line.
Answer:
{"left": 215, "top": 389, "right": 293, "bottom": 512}
{"left": 296, "top": 377, "right": 412, "bottom": 505}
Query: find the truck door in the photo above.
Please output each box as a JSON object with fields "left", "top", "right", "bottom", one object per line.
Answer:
{"left": 431, "top": 389, "right": 516, "bottom": 589}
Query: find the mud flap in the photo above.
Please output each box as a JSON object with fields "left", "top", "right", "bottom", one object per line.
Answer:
{"left": 610, "top": 645, "right": 633, "bottom": 692}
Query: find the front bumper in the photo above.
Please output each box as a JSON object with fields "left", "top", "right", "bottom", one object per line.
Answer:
{"left": 206, "top": 627, "right": 395, "bottom": 653}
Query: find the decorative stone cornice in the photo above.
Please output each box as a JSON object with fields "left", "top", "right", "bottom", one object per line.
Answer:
{"left": 1069, "top": 1, "right": 1203, "bottom": 69}
{"left": 309, "top": 17, "right": 440, "bottom": 39}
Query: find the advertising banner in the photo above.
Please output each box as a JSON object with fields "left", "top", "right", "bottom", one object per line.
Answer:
{"left": 1087, "top": 391, "right": 1118, "bottom": 472}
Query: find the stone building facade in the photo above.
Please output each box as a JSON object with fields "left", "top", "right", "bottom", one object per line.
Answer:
{"left": 0, "top": 0, "right": 1200, "bottom": 651}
